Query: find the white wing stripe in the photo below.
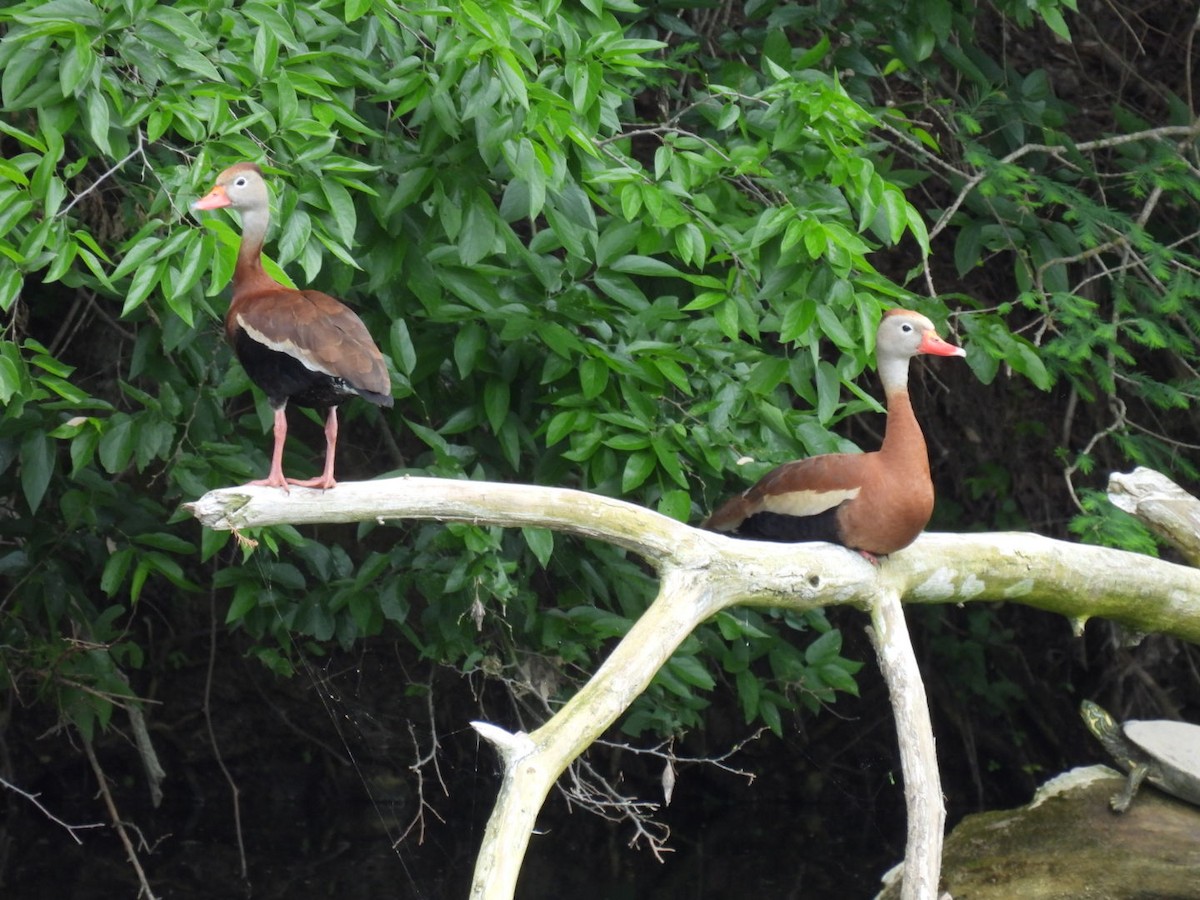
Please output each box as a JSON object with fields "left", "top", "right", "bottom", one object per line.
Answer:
{"left": 760, "top": 487, "right": 859, "bottom": 518}
{"left": 238, "top": 317, "right": 335, "bottom": 377}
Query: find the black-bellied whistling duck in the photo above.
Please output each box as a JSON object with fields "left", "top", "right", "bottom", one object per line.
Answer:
{"left": 192, "top": 162, "right": 393, "bottom": 490}
{"left": 702, "top": 309, "right": 965, "bottom": 559}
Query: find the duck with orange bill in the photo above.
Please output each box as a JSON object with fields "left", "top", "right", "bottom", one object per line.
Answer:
{"left": 703, "top": 309, "right": 965, "bottom": 561}
{"left": 192, "top": 163, "right": 393, "bottom": 490}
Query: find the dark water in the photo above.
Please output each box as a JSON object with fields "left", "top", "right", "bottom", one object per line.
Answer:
{"left": 4, "top": 687, "right": 908, "bottom": 899}
{"left": 8, "top": 623, "right": 1014, "bottom": 900}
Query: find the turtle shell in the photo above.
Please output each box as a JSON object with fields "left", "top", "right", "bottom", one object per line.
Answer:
{"left": 1124, "top": 719, "right": 1200, "bottom": 806}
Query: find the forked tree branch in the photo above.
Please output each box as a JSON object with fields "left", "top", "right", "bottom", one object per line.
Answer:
{"left": 187, "top": 475, "right": 1200, "bottom": 900}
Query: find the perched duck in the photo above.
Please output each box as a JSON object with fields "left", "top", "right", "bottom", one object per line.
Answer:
{"left": 702, "top": 309, "right": 964, "bottom": 558}
{"left": 192, "top": 163, "right": 393, "bottom": 489}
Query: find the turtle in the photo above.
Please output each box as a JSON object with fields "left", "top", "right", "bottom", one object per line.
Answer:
{"left": 1080, "top": 699, "right": 1200, "bottom": 813}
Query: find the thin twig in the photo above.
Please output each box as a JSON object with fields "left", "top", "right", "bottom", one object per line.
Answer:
{"left": 82, "top": 737, "right": 158, "bottom": 900}
{"left": 597, "top": 98, "right": 714, "bottom": 147}
{"left": 1189, "top": 7, "right": 1200, "bottom": 117}
{"left": 1063, "top": 395, "right": 1129, "bottom": 513}
{"left": 58, "top": 131, "right": 146, "bottom": 219}
{"left": 873, "top": 118, "right": 971, "bottom": 180}
{"left": 594, "top": 727, "right": 767, "bottom": 783}
{"left": 203, "top": 584, "right": 247, "bottom": 880}
{"left": 928, "top": 122, "right": 1200, "bottom": 241}
{"left": 396, "top": 682, "right": 449, "bottom": 847}
{"left": 0, "top": 774, "right": 105, "bottom": 844}
{"left": 250, "top": 674, "right": 353, "bottom": 767}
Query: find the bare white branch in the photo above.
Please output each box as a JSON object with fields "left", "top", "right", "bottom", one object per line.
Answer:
{"left": 185, "top": 474, "right": 1200, "bottom": 900}
{"left": 868, "top": 588, "right": 944, "bottom": 900}
{"left": 1108, "top": 467, "right": 1200, "bottom": 566}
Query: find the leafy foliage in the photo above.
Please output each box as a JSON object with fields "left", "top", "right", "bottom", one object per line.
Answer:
{"left": 849, "top": 0, "right": 1200, "bottom": 505}
{"left": 0, "top": 0, "right": 1190, "bottom": 813}
{"left": 0, "top": 0, "right": 935, "bottom": 745}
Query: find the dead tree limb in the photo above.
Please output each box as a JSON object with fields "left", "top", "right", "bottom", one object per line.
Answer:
{"left": 1108, "top": 466, "right": 1200, "bottom": 566}
{"left": 186, "top": 474, "right": 1200, "bottom": 900}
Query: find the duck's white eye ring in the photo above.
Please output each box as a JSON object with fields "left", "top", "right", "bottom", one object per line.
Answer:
{"left": 234, "top": 176, "right": 248, "bottom": 187}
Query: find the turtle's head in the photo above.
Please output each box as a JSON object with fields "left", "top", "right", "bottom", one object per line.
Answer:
{"left": 1080, "top": 700, "right": 1116, "bottom": 738}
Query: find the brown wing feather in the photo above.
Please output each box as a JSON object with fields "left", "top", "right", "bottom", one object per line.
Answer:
{"left": 703, "top": 453, "right": 871, "bottom": 532}
{"left": 748, "top": 452, "right": 869, "bottom": 497}
{"left": 229, "top": 287, "right": 391, "bottom": 398}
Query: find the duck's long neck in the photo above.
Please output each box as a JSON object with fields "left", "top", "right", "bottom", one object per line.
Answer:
{"left": 233, "top": 205, "right": 271, "bottom": 296}
{"left": 878, "top": 357, "right": 928, "bottom": 473}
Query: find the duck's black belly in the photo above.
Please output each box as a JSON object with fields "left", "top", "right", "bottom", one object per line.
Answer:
{"left": 728, "top": 507, "right": 843, "bottom": 545}
{"left": 234, "top": 330, "right": 357, "bottom": 410}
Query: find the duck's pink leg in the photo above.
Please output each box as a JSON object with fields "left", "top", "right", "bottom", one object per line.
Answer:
{"left": 249, "top": 407, "right": 291, "bottom": 491}
{"left": 288, "top": 407, "right": 339, "bottom": 490}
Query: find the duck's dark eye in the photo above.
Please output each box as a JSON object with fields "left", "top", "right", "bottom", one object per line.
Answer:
{"left": 900, "top": 323, "right": 913, "bottom": 333}
{"left": 234, "top": 177, "right": 247, "bottom": 187}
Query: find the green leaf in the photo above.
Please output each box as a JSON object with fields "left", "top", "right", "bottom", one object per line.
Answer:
{"left": 605, "top": 433, "right": 650, "bottom": 451}
{"left": 1009, "top": 339, "right": 1051, "bottom": 390}
{"left": 544, "top": 409, "right": 580, "bottom": 447}
{"left": 651, "top": 436, "right": 688, "bottom": 489}
{"left": 760, "top": 699, "right": 782, "bottom": 736}
{"left": 954, "top": 220, "right": 983, "bottom": 277}
{"left": 69, "top": 426, "right": 99, "bottom": 475}
{"left": 111, "top": 233, "right": 163, "bottom": 281}
{"left": 14, "top": 0, "right": 102, "bottom": 26}
{"left": 619, "top": 183, "right": 642, "bottom": 221}
{"left": 736, "top": 668, "right": 760, "bottom": 720}
{"left": 579, "top": 357, "right": 608, "bottom": 400}
{"left": 483, "top": 378, "right": 509, "bottom": 434}
{"left": 380, "top": 582, "right": 408, "bottom": 623}
{"left": 610, "top": 255, "right": 682, "bottom": 277}
{"left": 225, "top": 585, "right": 260, "bottom": 624}
{"left": 348, "top": 591, "right": 375, "bottom": 633}
{"left": 453, "top": 322, "right": 487, "bottom": 378}
{"left": 200, "top": 528, "right": 231, "bottom": 564}
{"left": 84, "top": 90, "right": 112, "bottom": 156}
{"left": 621, "top": 450, "right": 656, "bottom": 493}
{"left": 669, "top": 655, "right": 715, "bottom": 691}
{"left": 714, "top": 297, "right": 739, "bottom": 340}
{"left": 0, "top": 260, "right": 21, "bottom": 314}
{"left": 100, "top": 547, "right": 132, "bottom": 597}
{"left": 98, "top": 415, "right": 134, "bottom": 473}
{"left": 319, "top": 178, "right": 357, "bottom": 246}
{"left": 1, "top": 42, "right": 45, "bottom": 108}
{"left": 656, "top": 489, "right": 692, "bottom": 522}
{"left": 344, "top": 0, "right": 372, "bottom": 21}
{"left": 174, "top": 233, "right": 206, "bottom": 297}
{"left": 904, "top": 203, "right": 930, "bottom": 256}
{"left": 19, "top": 433, "right": 54, "bottom": 512}
{"left": 805, "top": 629, "right": 842, "bottom": 666}
{"left": 121, "top": 261, "right": 163, "bottom": 317}
{"left": 795, "top": 34, "right": 831, "bottom": 69}
{"left": 59, "top": 35, "right": 95, "bottom": 97}
{"left": 819, "top": 663, "right": 860, "bottom": 695}
{"left": 459, "top": 196, "right": 496, "bottom": 266}
{"left": 381, "top": 320, "right": 413, "bottom": 382}
{"left": 522, "top": 527, "right": 554, "bottom": 567}
{"left": 0, "top": 352, "right": 21, "bottom": 403}
{"left": 1039, "top": 6, "right": 1072, "bottom": 40}
{"left": 681, "top": 291, "right": 726, "bottom": 312}
{"left": 815, "top": 361, "right": 842, "bottom": 424}
{"left": 130, "top": 560, "right": 152, "bottom": 602}
{"left": 134, "top": 532, "right": 196, "bottom": 554}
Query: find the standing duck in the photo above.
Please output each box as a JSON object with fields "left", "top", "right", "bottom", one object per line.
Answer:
{"left": 192, "top": 162, "right": 393, "bottom": 490}
{"left": 702, "top": 309, "right": 964, "bottom": 558}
